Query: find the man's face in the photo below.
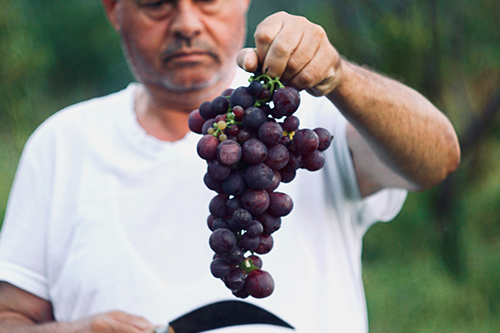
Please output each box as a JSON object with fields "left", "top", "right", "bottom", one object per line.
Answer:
{"left": 116, "top": 0, "right": 250, "bottom": 93}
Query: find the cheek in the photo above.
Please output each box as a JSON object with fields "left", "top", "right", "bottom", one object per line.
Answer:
{"left": 211, "top": 15, "right": 247, "bottom": 59}
{"left": 121, "top": 18, "right": 166, "bottom": 62}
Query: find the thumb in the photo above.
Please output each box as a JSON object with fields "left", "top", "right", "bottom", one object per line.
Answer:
{"left": 237, "top": 48, "right": 259, "bottom": 73}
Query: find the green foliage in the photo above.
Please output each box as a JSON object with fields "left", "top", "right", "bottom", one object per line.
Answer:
{"left": 1, "top": 0, "right": 499, "bottom": 331}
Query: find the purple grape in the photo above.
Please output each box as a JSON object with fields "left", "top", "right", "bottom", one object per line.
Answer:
{"left": 239, "top": 233, "right": 261, "bottom": 252}
{"left": 246, "top": 220, "right": 264, "bottom": 237}
{"left": 230, "top": 86, "right": 256, "bottom": 110}
{"left": 221, "top": 88, "right": 233, "bottom": 97}
{"left": 244, "top": 163, "right": 274, "bottom": 190}
{"left": 314, "top": 128, "right": 333, "bottom": 151}
{"left": 242, "top": 139, "right": 268, "bottom": 164}
{"left": 225, "top": 124, "right": 240, "bottom": 138}
{"left": 229, "top": 208, "right": 253, "bottom": 230}
{"left": 256, "top": 212, "right": 281, "bottom": 235}
{"left": 224, "top": 269, "right": 246, "bottom": 291}
{"left": 248, "top": 255, "right": 263, "bottom": 269}
{"left": 302, "top": 150, "right": 325, "bottom": 171}
{"left": 210, "top": 258, "right": 232, "bottom": 278}
{"left": 198, "top": 101, "right": 213, "bottom": 120}
{"left": 210, "top": 96, "right": 229, "bottom": 116}
{"left": 232, "top": 105, "right": 245, "bottom": 118}
{"left": 283, "top": 152, "right": 302, "bottom": 172}
{"left": 242, "top": 107, "right": 267, "bottom": 132}
{"left": 280, "top": 169, "right": 296, "bottom": 183}
{"left": 203, "top": 172, "right": 223, "bottom": 193}
{"left": 197, "top": 135, "right": 219, "bottom": 161}
{"left": 241, "top": 189, "right": 270, "bottom": 215}
{"left": 245, "top": 270, "right": 274, "bottom": 298}
{"left": 217, "top": 139, "right": 241, "bottom": 166}
{"left": 207, "top": 159, "right": 231, "bottom": 181}
{"left": 248, "top": 80, "right": 264, "bottom": 97}
{"left": 259, "top": 89, "right": 271, "bottom": 101}
{"left": 209, "top": 228, "right": 237, "bottom": 254}
{"left": 207, "top": 214, "right": 216, "bottom": 231}
{"left": 265, "top": 144, "right": 289, "bottom": 170}
{"left": 258, "top": 121, "right": 283, "bottom": 146}
{"left": 267, "top": 192, "right": 294, "bottom": 217}
{"left": 232, "top": 287, "right": 249, "bottom": 299}
{"left": 209, "top": 194, "right": 229, "bottom": 218}
{"left": 212, "top": 218, "right": 230, "bottom": 230}
{"left": 255, "top": 234, "right": 273, "bottom": 254}
{"left": 225, "top": 197, "right": 242, "bottom": 217}
{"left": 293, "top": 129, "right": 319, "bottom": 154}
{"left": 222, "top": 172, "right": 247, "bottom": 196}
{"left": 188, "top": 109, "right": 205, "bottom": 134}
{"left": 215, "top": 113, "right": 227, "bottom": 123}
{"left": 237, "top": 129, "right": 251, "bottom": 142}
{"left": 266, "top": 170, "right": 281, "bottom": 192}
{"left": 272, "top": 86, "right": 300, "bottom": 118}
{"left": 222, "top": 247, "right": 245, "bottom": 265}
{"left": 282, "top": 116, "right": 300, "bottom": 132}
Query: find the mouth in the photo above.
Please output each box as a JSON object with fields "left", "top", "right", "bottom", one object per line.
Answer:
{"left": 165, "top": 50, "right": 213, "bottom": 64}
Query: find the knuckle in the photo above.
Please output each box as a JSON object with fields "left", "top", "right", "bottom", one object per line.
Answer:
{"left": 295, "top": 71, "right": 318, "bottom": 88}
{"left": 254, "top": 30, "right": 273, "bottom": 45}
{"left": 312, "top": 24, "right": 327, "bottom": 38}
{"left": 273, "top": 11, "right": 288, "bottom": 19}
{"left": 272, "top": 41, "right": 290, "bottom": 58}
{"left": 286, "top": 57, "right": 301, "bottom": 73}
{"left": 296, "top": 16, "right": 310, "bottom": 26}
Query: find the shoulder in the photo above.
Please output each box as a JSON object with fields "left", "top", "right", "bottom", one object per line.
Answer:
{"left": 17, "top": 83, "right": 138, "bottom": 166}
{"left": 40, "top": 84, "right": 136, "bottom": 134}
{"left": 25, "top": 84, "right": 137, "bottom": 150}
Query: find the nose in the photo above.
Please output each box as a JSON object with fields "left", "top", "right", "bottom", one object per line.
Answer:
{"left": 170, "top": 0, "right": 203, "bottom": 45}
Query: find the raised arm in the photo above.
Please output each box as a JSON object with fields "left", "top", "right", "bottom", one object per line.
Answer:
{"left": 238, "top": 11, "right": 460, "bottom": 196}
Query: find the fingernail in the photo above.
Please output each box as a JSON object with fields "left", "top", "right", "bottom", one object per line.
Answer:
{"left": 242, "top": 54, "right": 248, "bottom": 71}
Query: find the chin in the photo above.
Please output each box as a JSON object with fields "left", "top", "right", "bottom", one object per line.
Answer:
{"left": 159, "top": 69, "right": 223, "bottom": 93}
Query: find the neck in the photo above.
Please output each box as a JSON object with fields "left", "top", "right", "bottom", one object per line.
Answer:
{"left": 134, "top": 70, "right": 235, "bottom": 142}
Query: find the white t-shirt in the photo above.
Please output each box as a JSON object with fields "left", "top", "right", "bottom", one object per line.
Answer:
{"left": 0, "top": 68, "right": 406, "bottom": 332}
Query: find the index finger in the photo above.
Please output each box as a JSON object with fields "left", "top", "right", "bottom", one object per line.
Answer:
{"left": 253, "top": 13, "right": 287, "bottom": 77}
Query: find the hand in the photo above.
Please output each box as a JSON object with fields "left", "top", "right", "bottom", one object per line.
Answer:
{"left": 237, "top": 11, "right": 343, "bottom": 96}
{"left": 74, "top": 311, "right": 156, "bottom": 333}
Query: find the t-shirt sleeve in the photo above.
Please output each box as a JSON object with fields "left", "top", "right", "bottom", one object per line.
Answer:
{"left": 0, "top": 132, "right": 51, "bottom": 300}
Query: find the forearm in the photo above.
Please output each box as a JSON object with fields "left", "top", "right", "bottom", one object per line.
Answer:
{"left": 327, "top": 59, "right": 460, "bottom": 190}
{"left": 0, "top": 311, "right": 79, "bottom": 333}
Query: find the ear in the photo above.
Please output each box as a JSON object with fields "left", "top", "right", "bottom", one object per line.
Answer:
{"left": 102, "top": 0, "right": 121, "bottom": 31}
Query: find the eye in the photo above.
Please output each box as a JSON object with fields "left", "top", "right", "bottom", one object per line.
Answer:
{"left": 196, "top": 0, "right": 223, "bottom": 13}
{"left": 140, "top": 0, "right": 173, "bottom": 19}
{"left": 147, "top": 1, "right": 163, "bottom": 7}
{"left": 142, "top": 0, "right": 164, "bottom": 6}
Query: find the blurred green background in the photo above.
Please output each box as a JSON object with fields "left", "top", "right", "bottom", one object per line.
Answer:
{"left": 1, "top": 0, "right": 499, "bottom": 331}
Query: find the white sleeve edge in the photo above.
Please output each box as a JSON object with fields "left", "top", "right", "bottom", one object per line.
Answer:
{"left": 364, "top": 188, "right": 408, "bottom": 223}
{"left": 0, "top": 261, "right": 49, "bottom": 300}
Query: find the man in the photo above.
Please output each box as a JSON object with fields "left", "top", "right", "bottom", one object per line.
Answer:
{"left": 0, "top": 0, "right": 460, "bottom": 332}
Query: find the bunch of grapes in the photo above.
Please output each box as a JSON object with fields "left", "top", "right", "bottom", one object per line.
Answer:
{"left": 188, "top": 73, "right": 333, "bottom": 299}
